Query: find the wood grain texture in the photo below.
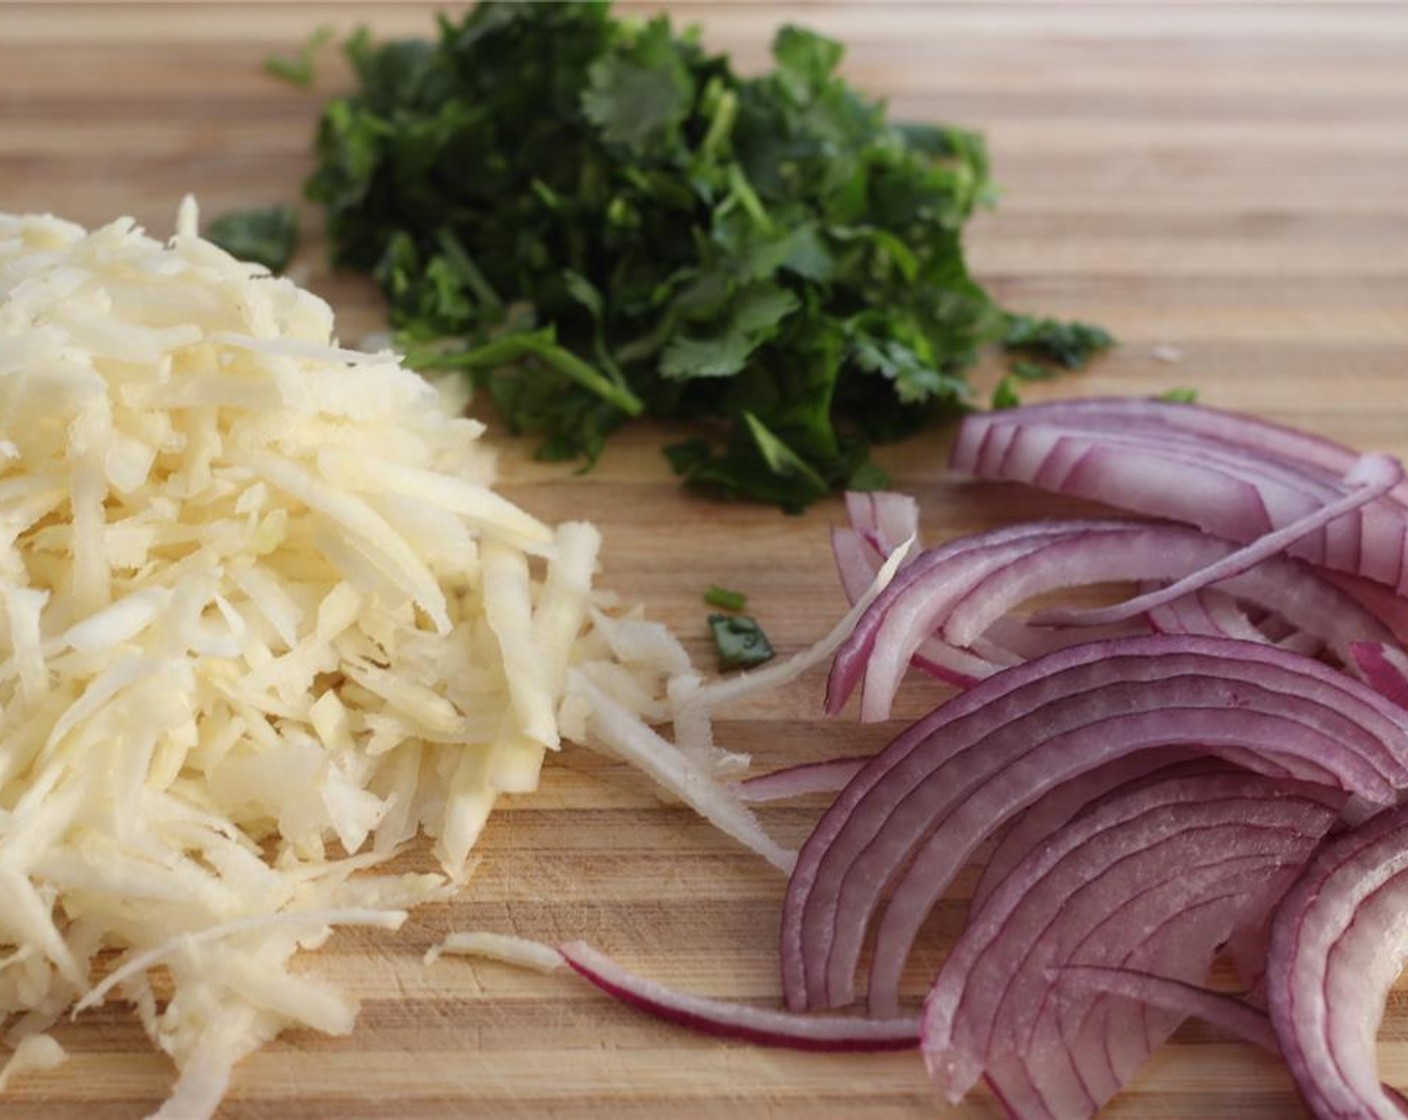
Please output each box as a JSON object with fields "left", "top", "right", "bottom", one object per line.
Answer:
{"left": 2, "top": 2, "right": 1407, "bottom": 1116}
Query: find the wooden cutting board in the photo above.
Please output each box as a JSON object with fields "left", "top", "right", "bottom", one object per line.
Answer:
{"left": 2, "top": 2, "right": 1407, "bottom": 1116}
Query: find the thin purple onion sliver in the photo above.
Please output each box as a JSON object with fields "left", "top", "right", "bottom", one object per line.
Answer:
{"left": 559, "top": 941, "right": 918, "bottom": 1053}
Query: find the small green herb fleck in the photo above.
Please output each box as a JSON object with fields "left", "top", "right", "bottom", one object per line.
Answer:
{"left": 205, "top": 205, "right": 300, "bottom": 273}
{"left": 1002, "top": 313, "right": 1114, "bottom": 371}
{"left": 1010, "top": 358, "right": 1058, "bottom": 382}
{"left": 1160, "top": 387, "right": 1199, "bottom": 403}
{"left": 704, "top": 585, "right": 748, "bottom": 611}
{"left": 709, "top": 614, "right": 776, "bottom": 671}
{"left": 264, "top": 26, "right": 334, "bottom": 88}
{"left": 991, "top": 375, "right": 1022, "bottom": 411}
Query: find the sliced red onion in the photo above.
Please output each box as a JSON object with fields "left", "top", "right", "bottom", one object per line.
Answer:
{"left": 950, "top": 399, "right": 1408, "bottom": 589}
{"left": 827, "top": 521, "right": 1092, "bottom": 715}
{"left": 1032, "top": 453, "right": 1403, "bottom": 629}
{"left": 784, "top": 635, "right": 1408, "bottom": 1019}
{"left": 1327, "top": 571, "right": 1408, "bottom": 646}
{"left": 1049, "top": 966, "right": 1276, "bottom": 1052}
{"left": 734, "top": 758, "right": 869, "bottom": 804}
{"left": 558, "top": 941, "right": 918, "bottom": 1053}
{"left": 843, "top": 490, "right": 921, "bottom": 558}
{"left": 971, "top": 754, "right": 1203, "bottom": 916}
{"left": 1266, "top": 803, "right": 1408, "bottom": 1119}
{"left": 840, "top": 519, "right": 1397, "bottom": 722}
{"left": 1352, "top": 642, "right": 1408, "bottom": 708}
{"left": 941, "top": 524, "right": 1394, "bottom": 664}
{"left": 1147, "top": 588, "right": 1264, "bottom": 643}
{"left": 921, "top": 767, "right": 1338, "bottom": 1115}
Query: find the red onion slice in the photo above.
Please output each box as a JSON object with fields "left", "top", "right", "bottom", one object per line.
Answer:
{"left": 1266, "top": 804, "right": 1408, "bottom": 1119}
{"left": 827, "top": 521, "right": 1095, "bottom": 716}
{"left": 951, "top": 399, "right": 1408, "bottom": 589}
{"left": 1352, "top": 642, "right": 1408, "bottom": 708}
{"left": 558, "top": 941, "right": 918, "bottom": 1053}
{"left": 784, "top": 636, "right": 1408, "bottom": 1018}
{"left": 841, "top": 519, "right": 1397, "bottom": 721}
{"left": 1050, "top": 966, "right": 1277, "bottom": 1052}
{"left": 971, "top": 754, "right": 1203, "bottom": 916}
{"left": 734, "top": 758, "right": 869, "bottom": 804}
{"left": 920, "top": 768, "right": 1338, "bottom": 1115}
{"left": 843, "top": 490, "right": 921, "bottom": 557}
{"left": 1032, "top": 453, "right": 1403, "bottom": 629}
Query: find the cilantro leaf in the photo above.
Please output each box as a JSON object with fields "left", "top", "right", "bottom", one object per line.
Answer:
{"left": 708, "top": 614, "right": 776, "bottom": 670}
{"left": 1002, "top": 313, "right": 1114, "bottom": 370}
{"left": 991, "top": 375, "right": 1022, "bottom": 410}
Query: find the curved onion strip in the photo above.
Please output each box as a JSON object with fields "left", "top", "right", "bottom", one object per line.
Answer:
{"left": 987, "top": 881, "right": 1276, "bottom": 1119}
{"left": 920, "top": 770, "right": 1337, "bottom": 1112}
{"left": 1032, "top": 454, "right": 1402, "bottom": 628}
{"left": 970, "top": 754, "right": 1204, "bottom": 915}
{"left": 826, "top": 521, "right": 1090, "bottom": 716}
{"left": 1148, "top": 588, "right": 1265, "bottom": 643}
{"left": 939, "top": 523, "right": 1394, "bottom": 668}
{"left": 734, "top": 758, "right": 869, "bottom": 804}
{"left": 950, "top": 399, "right": 1408, "bottom": 588}
{"left": 784, "top": 636, "right": 1408, "bottom": 1017}
{"left": 1051, "top": 966, "right": 1276, "bottom": 1051}
{"left": 1266, "top": 803, "right": 1408, "bottom": 1119}
{"left": 843, "top": 491, "right": 921, "bottom": 558}
{"left": 964, "top": 396, "right": 1406, "bottom": 504}
{"left": 843, "top": 519, "right": 1396, "bottom": 723}
{"left": 558, "top": 941, "right": 918, "bottom": 1053}
{"left": 1327, "top": 571, "right": 1408, "bottom": 646}
{"left": 976, "top": 616, "right": 1149, "bottom": 662}
{"left": 970, "top": 422, "right": 1351, "bottom": 550}
{"left": 1353, "top": 642, "right": 1408, "bottom": 708}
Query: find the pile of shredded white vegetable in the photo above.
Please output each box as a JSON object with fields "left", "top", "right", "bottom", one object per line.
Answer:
{"left": 0, "top": 202, "right": 804, "bottom": 1118}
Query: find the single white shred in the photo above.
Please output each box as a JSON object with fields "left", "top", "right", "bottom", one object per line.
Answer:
{"left": 0, "top": 1033, "right": 66, "bottom": 1093}
{"left": 566, "top": 668, "right": 796, "bottom": 874}
{"left": 423, "top": 930, "right": 564, "bottom": 972}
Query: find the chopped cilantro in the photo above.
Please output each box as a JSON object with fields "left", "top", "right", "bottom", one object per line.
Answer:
{"left": 1160, "top": 387, "right": 1199, "bottom": 403}
{"left": 991, "top": 375, "right": 1022, "bottom": 411}
{"left": 708, "top": 614, "right": 776, "bottom": 671}
{"left": 205, "top": 205, "right": 300, "bottom": 273}
{"left": 303, "top": 2, "right": 1108, "bottom": 508}
{"left": 1010, "top": 358, "right": 1059, "bottom": 382}
{"left": 704, "top": 585, "right": 748, "bottom": 611}
{"left": 1002, "top": 313, "right": 1114, "bottom": 371}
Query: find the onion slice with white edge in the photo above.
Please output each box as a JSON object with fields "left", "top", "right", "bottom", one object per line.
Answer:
{"left": 920, "top": 766, "right": 1340, "bottom": 1117}
{"left": 1266, "top": 802, "right": 1408, "bottom": 1119}
{"left": 949, "top": 398, "right": 1408, "bottom": 589}
{"left": 559, "top": 941, "right": 918, "bottom": 1052}
{"left": 785, "top": 635, "right": 1408, "bottom": 1018}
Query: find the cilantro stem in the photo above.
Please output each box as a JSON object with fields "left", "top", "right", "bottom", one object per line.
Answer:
{"left": 413, "top": 332, "right": 645, "bottom": 417}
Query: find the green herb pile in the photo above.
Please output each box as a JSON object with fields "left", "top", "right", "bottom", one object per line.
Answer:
{"left": 300, "top": 1, "right": 1110, "bottom": 510}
